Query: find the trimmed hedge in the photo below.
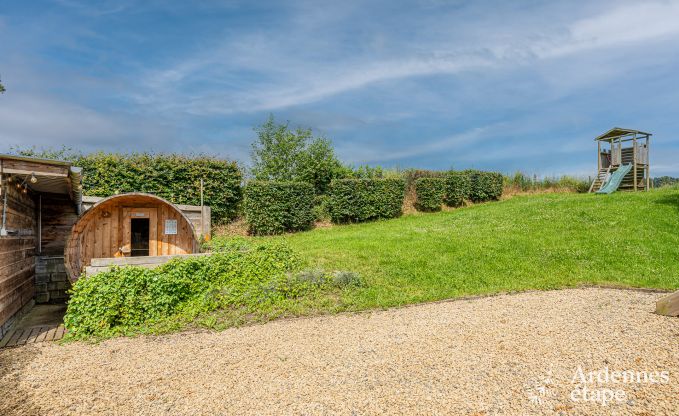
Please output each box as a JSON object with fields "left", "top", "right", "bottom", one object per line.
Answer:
{"left": 444, "top": 171, "right": 471, "bottom": 207}
{"left": 76, "top": 152, "right": 242, "bottom": 224}
{"left": 466, "top": 170, "right": 504, "bottom": 202}
{"left": 329, "top": 178, "right": 405, "bottom": 223}
{"left": 244, "top": 181, "right": 315, "bottom": 235}
{"left": 414, "top": 178, "right": 445, "bottom": 212}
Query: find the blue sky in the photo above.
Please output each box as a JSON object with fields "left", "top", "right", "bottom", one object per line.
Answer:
{"left": 1, "top": 0, "right": 679, "bottom": 176}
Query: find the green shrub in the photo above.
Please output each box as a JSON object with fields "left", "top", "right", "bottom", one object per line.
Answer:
{"left": 11, "top": 149, "right": 244, "bottom": 224}
{"left": 64, "top": 241, "right": 302, "bottom": 339}
{"left": 466, "top": 170, "right": 504, "bottom": 202}
{"left": 291, "top": 269, "right": 365, "bottom": 288}
{"left": 244, "top": 181, "right": 315, "bottom": 235}
{"left": 312, "top": 194, "right": 332, "bottom": 222}
{"left": 444, "top": 171, "right": 471, "bottom": 207}
{"left": 403, "top": 169, "right": 445, "bottom": 191}
{"left": 328, "top": 178, "right": 405, "bottom": 223}
{"left": 414, "top": 177, "right": 445, "bottom": 211}
{"left": 76, "top": 152, "right": 242, "bottom": 224}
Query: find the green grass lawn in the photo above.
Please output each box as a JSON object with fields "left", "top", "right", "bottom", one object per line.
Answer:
{"left": 260, "top": 188, "right": 679, "bottom": 310}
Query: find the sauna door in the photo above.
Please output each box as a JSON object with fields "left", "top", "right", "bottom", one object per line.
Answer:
{"left": 121, "top": 208, "right": 158, "bottom": 257}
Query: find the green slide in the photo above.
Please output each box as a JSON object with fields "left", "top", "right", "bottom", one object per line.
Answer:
{"left": 596, "top": 164, "right": 633, "bottom": 194}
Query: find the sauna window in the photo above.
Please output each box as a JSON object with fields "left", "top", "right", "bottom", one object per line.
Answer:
{"left": 131, "top": 218, "right": 150, "bottom": 257}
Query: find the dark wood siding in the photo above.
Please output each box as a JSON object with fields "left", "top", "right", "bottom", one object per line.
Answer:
{"left": 0, "top": 185, "right": 36, "bottom": 328}
{"left": 40, "top": 193, "right": 79, "bottom": 255}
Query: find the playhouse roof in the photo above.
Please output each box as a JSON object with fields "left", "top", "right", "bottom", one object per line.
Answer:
{"left": 594, "top": 127, "right": 651, "bottom": 141}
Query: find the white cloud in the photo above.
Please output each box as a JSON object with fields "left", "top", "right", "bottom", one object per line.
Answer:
{"left": 134, "top": 1, "right": 679, "bottom": 116}
{"left": 539, "top": 1, "right": 679, "bottom": 58}
{"left": 0, "top": 93, "right": 176, "bottom": 152}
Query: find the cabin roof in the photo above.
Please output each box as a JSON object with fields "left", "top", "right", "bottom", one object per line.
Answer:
{"left": 594, "top": 127, "right": 652, "bottom": 141}
{"left": 0, "top": 154, "right": 83, "bottom": 210}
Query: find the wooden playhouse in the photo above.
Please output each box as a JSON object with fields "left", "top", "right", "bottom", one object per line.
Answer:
{"left": 589, "top": 128, "right": 651, "bottom": 193}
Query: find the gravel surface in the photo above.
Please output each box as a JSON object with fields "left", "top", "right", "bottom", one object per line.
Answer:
{"left": 1, "top": 288, "right": 677, "bottom": 415}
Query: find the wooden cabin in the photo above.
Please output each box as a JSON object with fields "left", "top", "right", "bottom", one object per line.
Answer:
{"left": 589, "top": 128, "right": 651, "bottom": 193}
{"left": 0, "top": 154, "right": 82, "bottom": 338}
{"left": 65, "top": 193, "right": 202, "bottom": 282}
{"left": 0, "top": 154, "right": 211, "bottom": 338}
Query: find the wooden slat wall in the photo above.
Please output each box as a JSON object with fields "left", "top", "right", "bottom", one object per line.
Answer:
{"left": 0, "top": 184, "right": 36, "bottom": 328}
{"left": 82, "top": 198, "right": 211, "bottom": 239}
{"left": 40, "top": 193, "right": 79, "bottom": 255}
{"left": 66, "top": 195, "right": 198, "bottom": 280}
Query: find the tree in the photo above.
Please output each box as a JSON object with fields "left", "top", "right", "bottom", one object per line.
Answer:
{"left": 0, "top": 81, "right": 5, "bottom": 94}
{"left": 250, "top": 115, "right": 347, "bottom": 193}
{"left": 251, "top": 115, "right": 311, "bottom": 181}
{"left": 298, "top": 137, "right": 348, "bottom": 195}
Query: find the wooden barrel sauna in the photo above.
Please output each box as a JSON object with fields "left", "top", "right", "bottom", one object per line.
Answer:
{"left": 65, "top": 193, "right": 200, "bottom": 281}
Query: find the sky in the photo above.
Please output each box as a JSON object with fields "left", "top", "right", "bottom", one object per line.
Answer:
{"left": 1, "top": 0, "right": 679, "bottom": 176}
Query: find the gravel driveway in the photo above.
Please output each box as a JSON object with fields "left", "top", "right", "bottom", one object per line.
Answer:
{"left": 1, "top": 288, "right": 677, "bottom": 415}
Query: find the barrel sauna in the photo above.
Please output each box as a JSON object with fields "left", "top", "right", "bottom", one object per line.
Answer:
{"left": 65, "top": 193, "right": 199, "bottom": 281}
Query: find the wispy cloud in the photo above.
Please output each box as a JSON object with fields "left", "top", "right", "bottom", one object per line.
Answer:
{"left": 133, "top": 1, "right": 679, "bottom": 117}
{"left": 1, "top": 0, "right": 679, "bottom": 174}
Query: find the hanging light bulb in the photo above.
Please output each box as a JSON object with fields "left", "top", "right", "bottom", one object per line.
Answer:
{"left": 22, "top": 186, "right": 28, "bottom": 194}
{"left": 30, "top": 173, "right": 38, "bottom": 184}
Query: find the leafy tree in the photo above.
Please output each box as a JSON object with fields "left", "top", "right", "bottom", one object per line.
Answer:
{"left": 298, "top": 137, "right": 349, "bottom": 194}
{"left": 251, "top": 115, "right": 311, "bottom": 182}
{"left": 250, "top": 115, "right": 347, "bottom": 194}
{"left": 0, "top": 82, "right": 5, "bottom": 94}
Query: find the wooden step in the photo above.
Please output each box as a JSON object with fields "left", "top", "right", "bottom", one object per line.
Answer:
{"left": 656, "top": 290, "right": 679, "bottom": 317}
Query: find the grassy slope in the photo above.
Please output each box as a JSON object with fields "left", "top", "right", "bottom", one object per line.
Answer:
{"left": 265, "top": 188, "right": 679, "bottom": 310}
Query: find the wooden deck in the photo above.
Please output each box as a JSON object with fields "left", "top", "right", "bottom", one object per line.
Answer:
{"left": 0, "top": 324, "right": 66, "bottom": 348}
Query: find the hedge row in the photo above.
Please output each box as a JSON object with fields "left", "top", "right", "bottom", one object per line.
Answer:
{"left": 443, "top": 171, "right": 471, "bottom": 207}
{"left": 244, "top": 182, "right": 315, "bottom": 235}
{"left": 329, "top": 178, "right": 405, "bottom": 223}
{"left": 76, "top": 152, "right": 242, "bottom": 223}
{"left": 411, "top": 170, "right": 504, "bottom": 210}
{"left": 245, "top": 171, "right": 501, "bottom": 232}
{"left": 414, "top": 178, "right": 446, "bottom": 211}
{"left": 465, "top": 170, "right": 504, "bottom": 202}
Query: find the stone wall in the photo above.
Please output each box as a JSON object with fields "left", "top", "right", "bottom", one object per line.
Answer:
{"left": 35, "top": 256, "right": 71, "bottom": 304}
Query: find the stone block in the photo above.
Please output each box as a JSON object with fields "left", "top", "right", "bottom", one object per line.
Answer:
{"left": 47, "top": 281, "right": 69, "bottom": 291}
{"left": 35, "top": 292, "right": 50, "bottom": 304}
{"left": 49, "top": 293, "right": 69, "bottom": 302}
{"left": 35, "top": 283, "right": 48, "bottom": 293}
{"left": 50, "top": 272, "right": 69, "bottom": 282}
{"left": 35, "top": 273, "right": 51, "bottom": 284}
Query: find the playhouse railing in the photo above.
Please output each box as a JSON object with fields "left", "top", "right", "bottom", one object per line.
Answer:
{"left": 635, "top": 142, "right": 648, "bottom": 164}
{"left": 611, "top": 142, "right": 622, "bottom": 165}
